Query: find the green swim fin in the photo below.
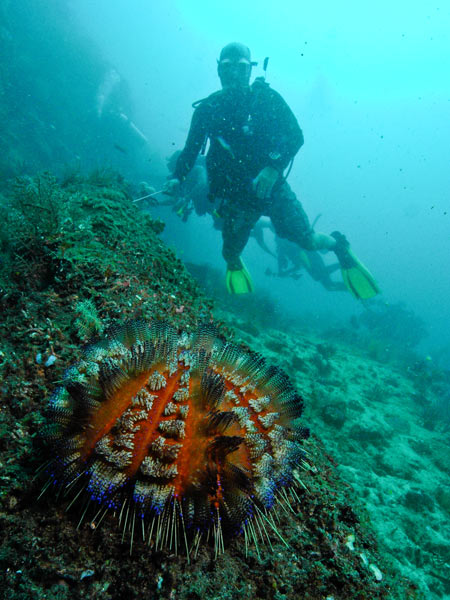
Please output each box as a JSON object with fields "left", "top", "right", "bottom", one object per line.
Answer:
{"left": 331, "top": 232, "right": 380, "bottom": 300}
{"left": 226, "top": 260, "right": 254, "bottom": 294}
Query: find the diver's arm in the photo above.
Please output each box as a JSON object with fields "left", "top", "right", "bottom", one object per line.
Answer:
{"left": 173, "top": 106, "right": 208, "bottom": 183}
{"left": 253, "top": 166, "right": 280, "bottom": 200}
{"left": 265, "top": 90, "right": 304, "bottom": 173}
{"left": 253, "top": 90, "right": 304, "bottom": 199}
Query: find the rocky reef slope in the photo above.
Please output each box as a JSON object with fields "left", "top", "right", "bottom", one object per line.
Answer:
{"left": 221, "top": 309, "right": 450, "bottom": 600}
{"left": 0, "top": 174, "right": 422, "bottom": 599}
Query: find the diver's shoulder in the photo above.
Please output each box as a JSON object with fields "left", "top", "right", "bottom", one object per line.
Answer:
{"left": 252, "top": 77, "right": 283, "bottom": 100}
{"left": 252, "top": 76, "right": 270, "bottom": 89}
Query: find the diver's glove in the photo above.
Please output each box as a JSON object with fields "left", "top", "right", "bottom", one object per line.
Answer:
{"left": 163, "top": 178, "right": 181, "bottom": 196}
{"left": 252, "top": 166, "right": 279, "bottom": 199}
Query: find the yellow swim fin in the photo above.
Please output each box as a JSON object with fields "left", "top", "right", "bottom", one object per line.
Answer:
{"left": 298, "top": 250, "right": 311, "bottom": 271}
{"left": 225, "top": 260, "right": 254, "bottom": 294}
{"left": 331, "top": 232, "right": 380, "bottom": 300}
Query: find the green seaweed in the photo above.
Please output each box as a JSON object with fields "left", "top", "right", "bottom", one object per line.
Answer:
{"left": 74, "top": 299, "right": 104, "bottom": 341}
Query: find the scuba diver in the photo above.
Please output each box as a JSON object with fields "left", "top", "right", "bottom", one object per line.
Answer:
{"left": 253, "top": 218, "right": 347, "bottom": 291}
{"left": 94, "top": 67, "right": 151, "bottom": 180}
{"left": 164, "top": 42, "right": 379, "bottom": 300}
{"left": 96, "top": 68, "right": 149, "bottom": 146}
{"left": 161, "top": 150, "right": 224, "bottom": 226}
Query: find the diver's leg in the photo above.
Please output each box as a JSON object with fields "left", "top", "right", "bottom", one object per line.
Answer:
{"left": 270, "top": 183, "right": 337, "bottom": 251}
{"left": 307, "top": 252, "right": 347, "bottom": 291}
{"left": 221, "top": 203, "right": 260, "bottom": 293}
{"left": 270, "top": 182, "right": 317, "bottom": 249}
{"left": 269, "top": 184, "right": 346, "bottom": 290}
{"left": 304, "top": 251, "right": 327, "bottom": 282}
{"left": 326, "top": 263, "right": 341, "bottom": 275}
{"left": 221, "top": 203, "right": 259, "bottom": 269}
{"left": 310, "top": 231, "right": 337, "bottom": 250}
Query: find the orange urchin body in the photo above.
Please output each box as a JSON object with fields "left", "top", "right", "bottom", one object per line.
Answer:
{"left": 44, "top": 321, "right": 308, "bottom": 553}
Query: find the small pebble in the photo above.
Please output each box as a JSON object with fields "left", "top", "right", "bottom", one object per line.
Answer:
{"left": 44, "top": 355, "right": 57, "bottom": 367}
{"left": 80, "top": 569, "right": 94, "bottom": 580}
{"left": 369, "top": 563, "right": 383, "bottom": 581}
{"left": 345, "top": 534, "right": 355, "bottom": 551}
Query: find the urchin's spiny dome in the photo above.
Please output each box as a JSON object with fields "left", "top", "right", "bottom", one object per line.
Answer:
{"left": 44, "top": 321, "right": 308, "bottom": 550}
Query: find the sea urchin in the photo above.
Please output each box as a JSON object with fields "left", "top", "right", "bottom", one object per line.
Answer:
{"left": 43, "top": 320, "right": 309, "bottom": 555}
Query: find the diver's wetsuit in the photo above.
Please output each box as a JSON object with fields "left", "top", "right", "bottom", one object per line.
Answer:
{"left": 173, "top": 79, "right": 312, "bottom": 268}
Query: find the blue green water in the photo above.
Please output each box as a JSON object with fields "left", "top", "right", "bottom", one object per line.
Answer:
{"left": 1, "top": 2, "right": 449, "bottom": 598}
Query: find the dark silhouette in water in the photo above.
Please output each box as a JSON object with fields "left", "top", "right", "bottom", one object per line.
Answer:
{"left": 253, "top": 218, "right": 346, "bottom": 291}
